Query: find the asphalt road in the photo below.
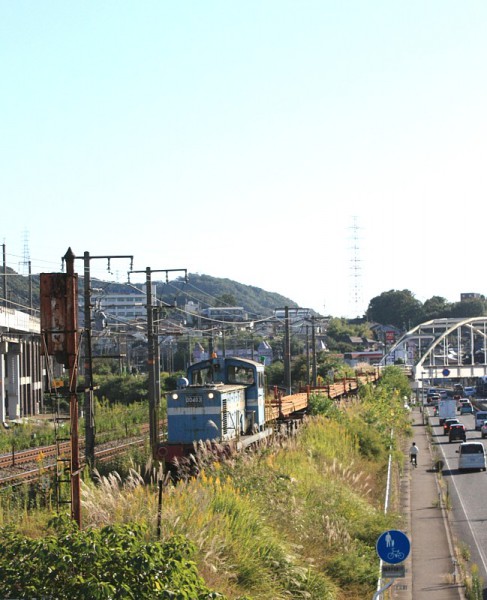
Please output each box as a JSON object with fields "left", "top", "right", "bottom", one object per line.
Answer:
{"left": 429, "top": 408, "right": 487, "bottom": 597}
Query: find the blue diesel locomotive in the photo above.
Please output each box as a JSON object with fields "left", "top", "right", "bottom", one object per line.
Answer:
{"left": 160, "top": 356, "right": 309, "bottom": 466}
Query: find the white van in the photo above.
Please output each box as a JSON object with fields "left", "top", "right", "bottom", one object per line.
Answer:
{"left": 475, "top": 411, "right": 487, "bottom": 430}
{"left": 457, "top": 442, "right": 487, "bottom": 472}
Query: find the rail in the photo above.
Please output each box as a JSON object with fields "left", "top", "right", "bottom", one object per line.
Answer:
{"left": 0, "top": 424, "right": 155, "bottom": 488}
{"left": 0, "top": 437, "right": 149, "bottom": 488}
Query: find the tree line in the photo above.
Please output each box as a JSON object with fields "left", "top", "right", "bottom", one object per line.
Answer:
{"left": 365, "top": 289, "right": 486, "bottom": 330}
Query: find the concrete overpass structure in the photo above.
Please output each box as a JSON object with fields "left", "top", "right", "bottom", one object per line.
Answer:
{"left": 381, "top": 317, "right": 487, "bottom": 386}
{"left": 0, "top": 305, "right": 43, "bottom": 421}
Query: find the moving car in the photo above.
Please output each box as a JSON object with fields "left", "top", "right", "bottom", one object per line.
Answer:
{"left": 464, "top": 386, "right": 476, "bottom": 397}
{"left": 443, "top": 418, "right": 460, "bottom": 435}
{"left": 449, "top": 423, "right": 466, "bottom": 443}
{"left": 457, "top": 442, "right": 487, "bottom": 471}
{"left": 427, "top": 393, "right": 441, "bottom": 407}
{"left": 459, "top": 402, "right": 474, "bottom": 415}
{"left": 475, "top": 411, "right": 487, "bottom": 430}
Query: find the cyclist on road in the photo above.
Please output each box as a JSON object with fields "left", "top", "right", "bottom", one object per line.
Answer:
{"left": 409, "top": 442, "right": 419, "bottom": 466}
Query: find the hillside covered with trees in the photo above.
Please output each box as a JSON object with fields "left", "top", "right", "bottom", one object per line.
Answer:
{"left": 3, "top": 268, "right": 487, "bottom": 327}
{"left": 3, "top": 270, "right": 299, "bottom": 319}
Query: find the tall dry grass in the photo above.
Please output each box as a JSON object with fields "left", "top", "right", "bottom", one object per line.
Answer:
{"left": 78, "top": 402, "right": 402, "bottom": 600}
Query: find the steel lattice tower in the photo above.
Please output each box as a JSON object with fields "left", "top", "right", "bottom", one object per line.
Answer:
{"left": 21, "top": 229, "right": 30, "bottom": 275}
{"left": 349, "top": 216, "right": 363, "bottom": 317}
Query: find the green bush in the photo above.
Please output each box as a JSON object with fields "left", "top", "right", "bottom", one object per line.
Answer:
{"left": 93, "top": 373, "right": 148, "bottom": 405}
{"left": 0, "top": 516, "right": 225, "bottom": 599}
{"left": 347, "top": 417, "right": 387, "bottom": 460}
{"left": 308, "top": 393, "right": 341, "bottom": 418}
{"left": 325, "top": 539, "right": 377, "bottom": 587}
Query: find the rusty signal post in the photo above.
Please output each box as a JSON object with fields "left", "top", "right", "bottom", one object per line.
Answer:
{"left": 40, "top": 248, "right": 81, "bottom": 527}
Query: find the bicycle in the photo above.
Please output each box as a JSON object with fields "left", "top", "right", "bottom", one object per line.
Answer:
{"left": 410, "top": 454, "right": 417, "bottom": 468}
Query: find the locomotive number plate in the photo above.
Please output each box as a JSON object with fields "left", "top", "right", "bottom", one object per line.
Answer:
{"left": 185, "top": 396, "right": 203, "bottom": 406}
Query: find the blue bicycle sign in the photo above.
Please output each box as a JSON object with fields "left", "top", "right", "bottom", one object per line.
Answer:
{"left": 387, "top": 548, "right": 405, "bottom": 561}
{"left": 376, "top": 530, "right": 410, "bottom": 564}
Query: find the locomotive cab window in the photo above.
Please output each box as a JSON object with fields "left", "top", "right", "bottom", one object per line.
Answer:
{"left": 227, "top": 365, "right": 254, "bottom": 385}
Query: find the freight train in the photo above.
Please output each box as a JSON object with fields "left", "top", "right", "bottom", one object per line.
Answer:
{"left": 159, "top": 356, "right": 309, "bottom": 466}
{"left": 159, "top": 355, "right": 380, "bottom": 468}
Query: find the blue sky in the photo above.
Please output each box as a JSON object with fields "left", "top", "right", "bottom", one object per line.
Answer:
{"left": 2, "top": 1, "right": 487, "bottom": 317}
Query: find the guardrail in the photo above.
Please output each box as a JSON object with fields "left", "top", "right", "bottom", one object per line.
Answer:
{"left": 375, "top": 429, "right": 394, "bottom": 598}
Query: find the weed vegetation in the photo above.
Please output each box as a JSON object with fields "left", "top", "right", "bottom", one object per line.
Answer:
{"left": 0, "top": 366, "right": 412, "bottom": 599}
{"left": 0, "top": 399, "right": 148, "bottom": 455}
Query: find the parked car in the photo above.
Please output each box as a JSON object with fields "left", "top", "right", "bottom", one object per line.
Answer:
{"left": 449, "top": 423, "right": 467, "bottom": 443}
{"left": 457, "top": 442, "right": 487, "bottom": 471}
{"left": 443, "top": 418, "right": 460, "bottom": 435}
{"left": 459, "top": 402, "right": 474, "bottom": 415}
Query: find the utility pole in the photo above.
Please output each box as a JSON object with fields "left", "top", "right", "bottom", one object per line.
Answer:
{"left": 28, "top": 260, "right": 32, "bottom": 313}
{"left": 305, "top": 315, "right": 321, "bottom": 387}
{"left": 284, "top": 306, "right": 291, "bottom": 394}
{"left": 2, "top": 244, "right": 6, "bottom": 308}
{"left": 311, "top": 316, "right": 317, "bottom": 387}
{"left": 64, "top": 249, "right": 82, "bottom": 527}
{"left": 277, "top": 306, "right": 312, "bottom": 395}
{"left": 187, "top": 331, "right": 191, "bottom": 369}
{"left": 129, "top": 267, "right": 187, "bottom": 460}
{"left": 306, "top": 324, "right": 310, "bottom": 386}
{"left": 77, "top": 252, "right": 134, "bottom": 468}
{"left": 274, "top": 306, "right": 292, "bottom": 394}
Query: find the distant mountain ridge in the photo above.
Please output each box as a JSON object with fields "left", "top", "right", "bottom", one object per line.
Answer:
{"left": 3, "top": 270, "right": 300, "bottom": 318}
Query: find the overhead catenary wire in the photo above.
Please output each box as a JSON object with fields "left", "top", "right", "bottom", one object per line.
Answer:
{"left": 2, "top": 254, "right": 301, "bottom": 337}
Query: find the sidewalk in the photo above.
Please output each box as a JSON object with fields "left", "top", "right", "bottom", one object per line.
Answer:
{"left": 390, "top": 407, "right": 465, "bottom": 600}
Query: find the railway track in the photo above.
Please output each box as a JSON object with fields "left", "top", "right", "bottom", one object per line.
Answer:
{"left": 0, "top": 374, "right": 378, "bottom": 488}
{"left": 0, "top": 423, "right": 155, "bottom": 488}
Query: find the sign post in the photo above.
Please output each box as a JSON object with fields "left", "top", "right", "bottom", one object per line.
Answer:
{"left": 374, "top": 530, "right": 410, "bottom": 598}
{"left": 376, "top": 529, "right": 410, "bottom": 564}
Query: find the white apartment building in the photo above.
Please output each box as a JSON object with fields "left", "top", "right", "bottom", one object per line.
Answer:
{"left": 90, "top": 285, "right": 156, "bottom": 325}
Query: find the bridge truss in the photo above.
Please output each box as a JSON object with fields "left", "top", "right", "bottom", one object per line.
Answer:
{"left": 381, "top": 317, "right": 487, "bottom": 384}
